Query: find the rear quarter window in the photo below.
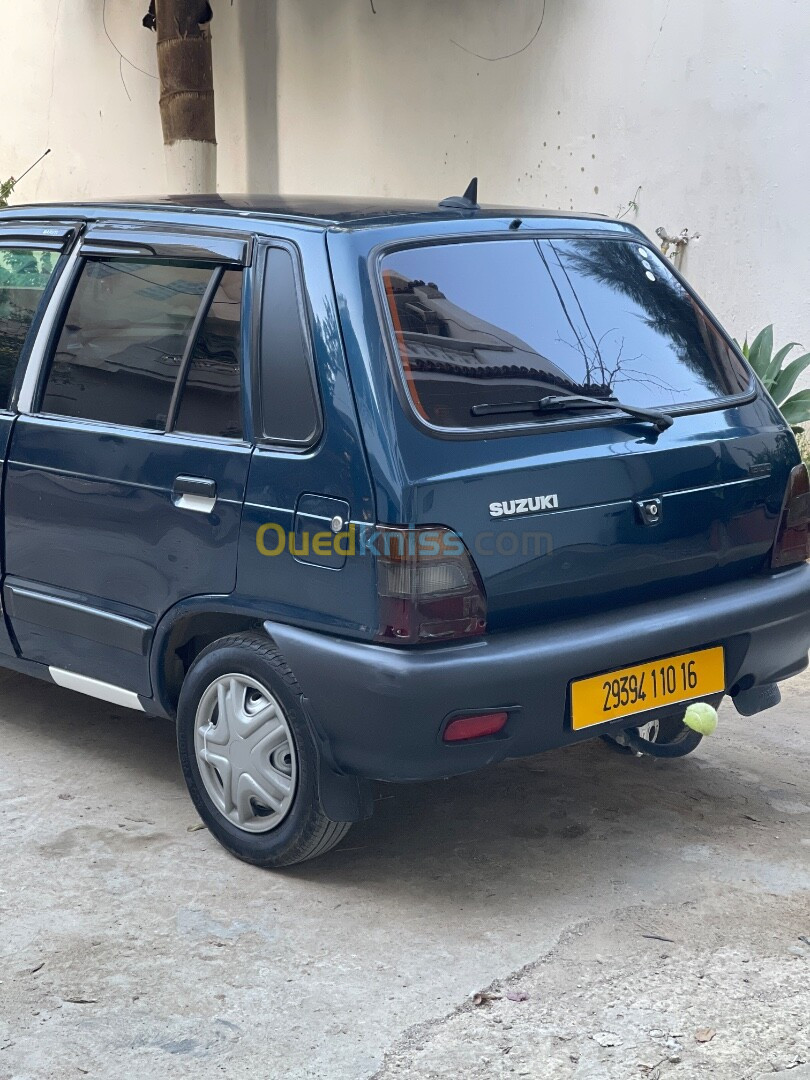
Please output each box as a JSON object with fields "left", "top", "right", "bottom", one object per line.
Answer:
{"left": 380, "top": 237, "right": 749, "bottom": 431}
{"left": 258, "top": 246, "right": 321, "bottom": 446}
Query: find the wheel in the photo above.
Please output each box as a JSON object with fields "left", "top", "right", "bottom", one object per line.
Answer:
{"left": 600, "top": 714, "right": 703, "bottom": 758}
{"left": 176, "top": 632, "right": 352, "bottom": 867}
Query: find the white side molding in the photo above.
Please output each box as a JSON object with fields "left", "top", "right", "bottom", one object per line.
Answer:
{"left": 49, "top": 668, "right": 145, "bottom": 711}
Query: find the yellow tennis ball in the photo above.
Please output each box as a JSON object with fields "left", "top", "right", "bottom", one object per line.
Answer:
{"left": 683, "top": 702, "right": 718, "bottom": 736}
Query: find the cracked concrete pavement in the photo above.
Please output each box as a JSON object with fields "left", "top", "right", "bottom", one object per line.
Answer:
{"left": 0, "top": 664, "right": 808, "bottom": 1079}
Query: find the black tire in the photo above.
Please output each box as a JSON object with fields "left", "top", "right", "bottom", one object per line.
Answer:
{"left": 177, "top": 632, "right": 351, "bottom": 868}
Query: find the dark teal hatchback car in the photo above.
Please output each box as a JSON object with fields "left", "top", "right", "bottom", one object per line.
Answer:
{"left": 0, "top": 189, "right": 808, "bottom": 866}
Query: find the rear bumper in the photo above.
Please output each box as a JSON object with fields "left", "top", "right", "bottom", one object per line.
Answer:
{"left": 265, "top": 564, "right": 810, "bottom": 782}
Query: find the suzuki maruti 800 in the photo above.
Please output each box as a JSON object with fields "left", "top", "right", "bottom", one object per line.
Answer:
{"left": 0, "top": 186, "right": 808, "bottom": 866}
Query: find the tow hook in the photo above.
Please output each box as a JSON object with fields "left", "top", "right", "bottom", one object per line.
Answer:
{"left": 620, "top": 722, "right": 702, "bottom": 758}
{"left": 606, "top": 702, "right": 720, "bottom": 759}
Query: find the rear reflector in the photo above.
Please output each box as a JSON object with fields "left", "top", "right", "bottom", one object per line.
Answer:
{"left": 771, "top": 463, "right": 810, "bottom": 569}
{"left": 443, "top": 711, "right": 508, "bottom": 743}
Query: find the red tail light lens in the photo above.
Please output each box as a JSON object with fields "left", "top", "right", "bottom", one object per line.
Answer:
{"left": 443, "top": 711, "right": 508, "bottom": 742}
{"left": 374, "top": 526, "right": 487, "bottom": 644}
{"left": 771, "top": 463, "right": 810, "bottom": 569}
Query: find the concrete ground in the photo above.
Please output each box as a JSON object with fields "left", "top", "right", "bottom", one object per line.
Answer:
{"left": 0, "top": 665, "right": 808, "bottom": 1080}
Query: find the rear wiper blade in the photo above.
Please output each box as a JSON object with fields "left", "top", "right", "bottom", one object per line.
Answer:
{"left": 471, "top": 393, "right": 674, "bottom": 432}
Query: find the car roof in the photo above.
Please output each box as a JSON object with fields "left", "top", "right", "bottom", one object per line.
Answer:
{"left": 3, "top": 193, "right": 616, "bottom": 231}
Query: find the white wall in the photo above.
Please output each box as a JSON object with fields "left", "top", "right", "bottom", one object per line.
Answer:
{"left": 0, "top": 0, "right": 807, "bottom": 347}
{"left": 0, "top": 0, "right": 277, "bottom": 199}
{"left": 274, "top": 0, "right": 810, "bottom": 346}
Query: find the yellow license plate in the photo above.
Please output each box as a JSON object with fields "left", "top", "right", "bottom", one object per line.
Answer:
{"left": 570, "top": 646, "right": 725, "bottom": 731}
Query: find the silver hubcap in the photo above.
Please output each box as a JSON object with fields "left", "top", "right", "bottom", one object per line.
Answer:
{"left": 194, "top": 674, "right": 297, "bottom": 834}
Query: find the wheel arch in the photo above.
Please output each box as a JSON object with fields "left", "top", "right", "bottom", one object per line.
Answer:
{"left": 150, "top": 596, "right": 273, "bottom": 717}
{"left": 152, "top": 600, "right": 375, "bottom": 825}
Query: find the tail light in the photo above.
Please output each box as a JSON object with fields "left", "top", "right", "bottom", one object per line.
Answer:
{"left": 771, "top": 463, "right": 810, "bottom": 569}
{"left": 374, "top": 526, "right": 487, "bottom": 644}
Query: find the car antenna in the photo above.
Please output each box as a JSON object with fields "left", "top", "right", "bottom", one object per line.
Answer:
{"left": 439, "top": 177, "right": 479, "bottom": 211}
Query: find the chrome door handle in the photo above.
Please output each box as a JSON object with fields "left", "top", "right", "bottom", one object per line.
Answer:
{"left": 172, "top": 475, "right": 217, "bottom": 514}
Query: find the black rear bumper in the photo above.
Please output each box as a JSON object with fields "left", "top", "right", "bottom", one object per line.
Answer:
{"left": 265, "top": 564, "right": 810, "bottom": 782}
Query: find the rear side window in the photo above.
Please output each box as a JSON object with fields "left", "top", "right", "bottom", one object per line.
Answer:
{"left": 42, "top": 260, "right": 212, "bottom": 430}
{"left": 259, "top": 247, "right": 320, "bottom": 445}
{"left": 380, "top": 237, "right": 749, "bottom": 431}
{"left": 0, "top": 247, "right": 59, "bottom": 408}
{"left": 175, "top": 270, "right": 243, "bottom": 439}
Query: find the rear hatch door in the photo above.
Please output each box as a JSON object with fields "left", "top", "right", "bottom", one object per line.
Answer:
{"left": 372, "top": 230, "right": 792, "bottom": 628}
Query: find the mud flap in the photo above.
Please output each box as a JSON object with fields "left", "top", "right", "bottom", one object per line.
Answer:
{"left": 317, "top": 760, "right": 374, "bottom": 823}
{"left": 301, "top": 693, "right": 374, "bottom": 822}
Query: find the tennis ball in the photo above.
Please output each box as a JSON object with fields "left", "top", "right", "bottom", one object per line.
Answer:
{"left": 683, "top": 702, "right": 718, "bottom": 736}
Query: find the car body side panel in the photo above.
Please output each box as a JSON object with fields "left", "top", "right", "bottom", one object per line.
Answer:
{"left": 1, "top": 221, "right": 257, "bottom": 695}
{"left": 235, "top": 229, "right": 379, "bottom": 639}
{"left": 4, "top": 418, "right": 252, "bottom": 694}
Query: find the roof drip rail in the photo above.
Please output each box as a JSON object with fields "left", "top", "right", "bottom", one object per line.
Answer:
{"left": 438, "top": 177, "right": 480, "bottom": 211}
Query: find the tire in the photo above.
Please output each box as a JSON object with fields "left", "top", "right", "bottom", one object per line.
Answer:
{"left": 177, "top": 632, "right": 351, "bottom": 867}
{"left": 600, "top": 714, "right": 703, "bottom": 759}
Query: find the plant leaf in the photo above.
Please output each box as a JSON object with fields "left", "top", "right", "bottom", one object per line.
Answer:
{"left": 746, "top": 325, "right": 773, "bottom": 380}
{"left": 748, "top": 324, "right": 773, "bottom": 359}
{"left": 695, "top": 1027, "right": 716, "bottom": 1043}
{"left": 764, "top": 342, "right": 800, "bottom": 389}
{"left": 778, "top": 389, "right": 810, "bottom": 427}
{"left": 771, "top": 351, "right": 810, "bottom": 405}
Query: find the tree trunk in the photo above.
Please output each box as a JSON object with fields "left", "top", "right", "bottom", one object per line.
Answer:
{"left": 155, "top": 0, "right": 216, "bottom": 193}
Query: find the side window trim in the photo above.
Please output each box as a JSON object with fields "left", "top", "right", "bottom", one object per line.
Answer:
{"left": 80, "top": 224, "right": 250, "bottom": 266}
{"left": 0, "top": 221, "right": 80, "bottom": 251}
{"left": 16, "top": 225, "right": 249, "bottom": 432}
{"left": 252, "top": 239, "right": 323, "bottom": 450}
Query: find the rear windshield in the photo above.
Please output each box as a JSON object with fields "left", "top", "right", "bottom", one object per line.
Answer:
{"left": 380, "top": 237, "right": 749, "bottom": 430}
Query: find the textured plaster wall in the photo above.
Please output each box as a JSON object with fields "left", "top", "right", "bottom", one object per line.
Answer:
{"left": 0, "top": 0, "right": 807, "bottom": 345}
{"left": 274, "top": 0, "right": 810, "bottom": 344}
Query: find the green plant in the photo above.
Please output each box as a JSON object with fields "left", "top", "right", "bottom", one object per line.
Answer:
{"left": 0, "top": 176, "right": 15, "bottom": 208}
{"left": 0, "top": 151, "right": 51, "bottom": 209}
{"left": 736, "top": 326, "right": 810, "bottom": 431}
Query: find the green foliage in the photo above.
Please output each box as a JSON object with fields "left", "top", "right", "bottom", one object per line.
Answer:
{"left": 0, "top": 249, "right": 58, "bottom": 290}
{"left": 0, "top": 176, "right": 15, "bottom": 208}
{"left": 736, "top": 326, "right": 810, "bottom": 431}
